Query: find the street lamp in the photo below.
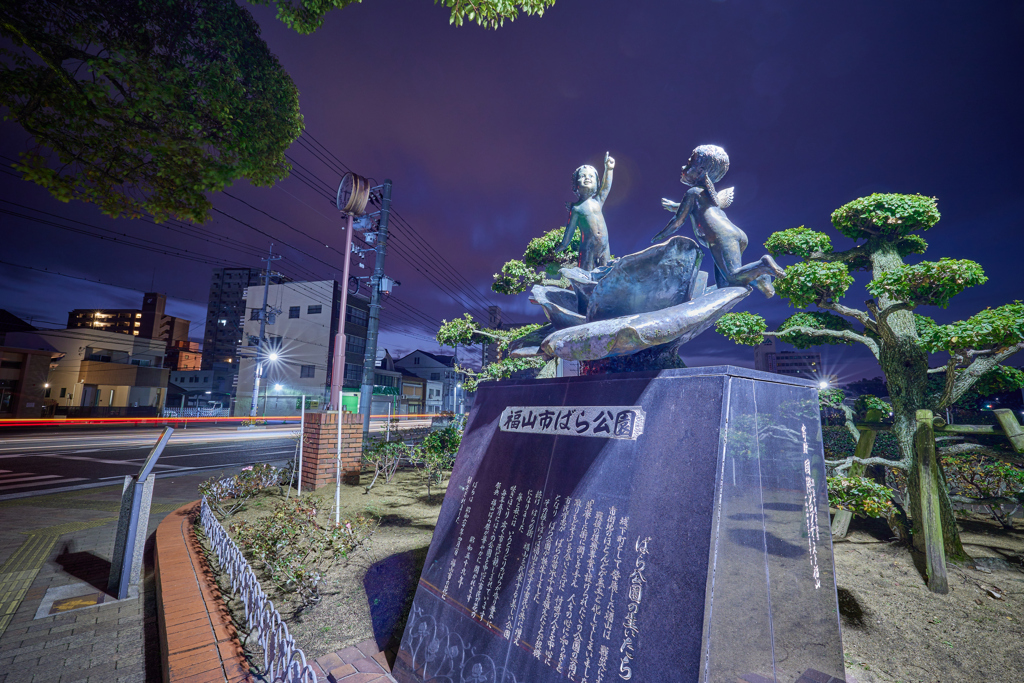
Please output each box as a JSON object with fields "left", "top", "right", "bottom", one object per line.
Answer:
{"left": 819, "top": 380, "right": 829, "bottom": 389}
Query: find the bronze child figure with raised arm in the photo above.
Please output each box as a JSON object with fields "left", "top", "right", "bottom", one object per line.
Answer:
{"left": 557, "top": 152, "right": 615, "bottom": 271}
{"left": 654, "top": 144, "right": 784, "bottom": 297}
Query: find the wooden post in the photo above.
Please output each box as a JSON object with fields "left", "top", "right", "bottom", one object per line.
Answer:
{"left": 915, "top": 409, "right": 948, "bottom": 594}
{"left": 849, "top": 410, "right": 880, "bottom": 477}
{"left": 993, "top": 409, "right": 1024, "bottom": 454}
{"left": 831, "top": 508, "right": 853, "bottom": 539}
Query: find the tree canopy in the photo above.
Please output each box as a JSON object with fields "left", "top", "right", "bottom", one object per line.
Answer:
{"left": 0, "top": 0, "right": 303, "bottom": 223}
{"left": 2, "top": 0, "right": 553, "bottom": 222}
{"left": 253, "top": 0, "right": 557, "bottom": 33}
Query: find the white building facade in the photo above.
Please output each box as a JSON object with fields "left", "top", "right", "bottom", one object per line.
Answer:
{"left": 6, "top": 328, "right": 169, "bottom": 412}
{"left": 235, "top": 280, "right": 343, "bottom": 415}
{"left": 394, "top": 350, "right": 466, "bottom": 414}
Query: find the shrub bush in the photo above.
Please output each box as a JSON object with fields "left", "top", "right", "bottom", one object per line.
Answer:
{"left": 199, "top": 463, "right": 290, "bottom": 517}
{"left": 231, "top": 499, "right": 375, "bottom": 607}
{"left": 415, "top": 418, "right": 464, "bottom": 502}
{"left": 827, "top": 476, "right": 895, "bottom": 518}
{"left": 362, "top": 438, "right": 408, "bottom": 492}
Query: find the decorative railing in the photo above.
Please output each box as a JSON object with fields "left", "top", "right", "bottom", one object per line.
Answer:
{"left": 199, "top": 497, "right": 317, "bottom": 683}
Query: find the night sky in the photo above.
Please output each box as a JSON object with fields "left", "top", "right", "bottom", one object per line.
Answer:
{"left": 1, "top": 0, "right": 1022, "bottom": 382}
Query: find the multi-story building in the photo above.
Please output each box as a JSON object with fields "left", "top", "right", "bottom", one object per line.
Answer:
{"left": 394, "top": 350, "right": 466, "bottom": 414}
{"left": 754, "top": 337, "right": 823, "bottom": 381}
{"left": 202, "top": 267, "right": 287, "bottom": 372}
{"left": 67, "top": 292, "right": 190, "bottom": 345}
{"left": 340, "top": 293, "right": 371, "bottom": 408}
{"left": 425, "top": 379, "right": 444, "bottom": 414}
{"left": 235, "top": 280, "right": 365, "bottom": 415}
{"left": 7, "top": 328, "right": 169, "bottom": 414}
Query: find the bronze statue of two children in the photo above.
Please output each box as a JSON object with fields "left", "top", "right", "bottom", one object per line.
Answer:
{"left": 557, "top": 144, "right": 784, "bottom": 297}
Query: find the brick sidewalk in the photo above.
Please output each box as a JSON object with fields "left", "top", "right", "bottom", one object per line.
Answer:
{"left": 0, "top": 470, "right": 243, "bottom": 683}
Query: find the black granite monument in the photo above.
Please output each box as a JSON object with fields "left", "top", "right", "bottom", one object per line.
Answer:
{"left": 393, "top": 366, "right": 845, "bottom": 683}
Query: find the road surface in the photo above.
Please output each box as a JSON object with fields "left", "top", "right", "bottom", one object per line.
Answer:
{"left": 0, "top": 427, "right": 299, "bottom": 499}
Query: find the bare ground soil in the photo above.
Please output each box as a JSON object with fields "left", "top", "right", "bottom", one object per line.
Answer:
{"left": 205, "top": 469, "right": 1024, "bottom": 683}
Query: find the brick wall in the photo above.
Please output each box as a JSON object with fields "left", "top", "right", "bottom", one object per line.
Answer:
{"left": 300, "top": 411, "right": 363, "bottom": 489}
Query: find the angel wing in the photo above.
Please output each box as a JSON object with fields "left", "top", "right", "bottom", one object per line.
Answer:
{"left": 716, "top": 187, "right": 735, "bottom": 209}
{"left": 661, "top": 198, "right": 681, "bottom": 213}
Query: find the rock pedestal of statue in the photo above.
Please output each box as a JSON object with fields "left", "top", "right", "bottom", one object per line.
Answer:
{"left": 393, "top": 366, "right": 846, "bottom": 683}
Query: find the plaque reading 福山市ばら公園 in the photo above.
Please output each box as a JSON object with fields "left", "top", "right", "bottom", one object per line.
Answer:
{"left": 498, "top": 406, "right": 645, "bottom": 440}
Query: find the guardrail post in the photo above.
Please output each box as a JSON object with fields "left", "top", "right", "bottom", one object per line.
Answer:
{"left": 108, "top": 426, "right": 173, "bottom": 599}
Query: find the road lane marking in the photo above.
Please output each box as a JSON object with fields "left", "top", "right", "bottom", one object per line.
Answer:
{"left": 0, "top": 474, "right": 63, "bottom": 485}
{"left": 0, "top": 477, "right": 86, "bottom": 491}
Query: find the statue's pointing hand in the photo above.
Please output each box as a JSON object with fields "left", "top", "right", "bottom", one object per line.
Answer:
{"left": 605, "top": 152, "right": 615, "bottom": 170}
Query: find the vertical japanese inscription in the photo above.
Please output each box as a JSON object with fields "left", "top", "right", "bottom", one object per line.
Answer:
{"left": 618, "top": 534, "right": 650, "bottom": 681}
{"left": 803, "top": 424, "right": 821, "bottom": 589}
{"left": 437, "top": 482, "right": 650, "bottom": 683}
{"left": 443, "top": 477, "right": 476, "bottom": 599}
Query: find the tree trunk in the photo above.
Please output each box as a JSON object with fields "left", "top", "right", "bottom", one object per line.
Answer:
{"left": 913, "top": 410, "right": 948, "bottom": 593}
{"left": 869, "top": 239, "right": 969, "bottom": 563}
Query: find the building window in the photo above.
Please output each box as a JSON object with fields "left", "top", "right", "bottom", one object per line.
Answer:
{"left": 430, "top": 373, "right": 440, "bottom": 381}
{"left": 60, "top": 388, "right": 66, "bottom": 398}
{"left": 0, "top": 360, "right": 22, "bottom": 369}
{"left": 307, "top": 305, "right": 322, "bottom": 315}
{"left": 347, "top": 336, "right": 366, "bottom": 357}
{"left": 413, "top": 357, "right": 420, "bottom": 365}
{"left": 300, "top": 365, "right": 315, "bottom": 378}
{"left": 344, "top": 363, "right": 362, "bottom": 381}
{"left": 250, "top": 309, "right": 261, "bottom": 320}
{"left": 289, "top": 306, "right": 300, "bottom": 319}
{"left": 45, "top": 387, "right": 51, "bottom": 398}
{"left": 345, "top": 305, "right": 368, "bottom": 327}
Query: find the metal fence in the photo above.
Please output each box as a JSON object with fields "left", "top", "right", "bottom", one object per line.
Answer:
{"left": 55, "top": 406, "right": 161, "bottom": 418}
{"left": 161, "top": 407, "right": 231, "bottom": 418}
{"left": 199, "top": 497, "right": 317, "bottom": 683}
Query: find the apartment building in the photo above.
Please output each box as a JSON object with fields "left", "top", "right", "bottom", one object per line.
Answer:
{"left": 67, "top": 292, "right": 190, "bottom": 346}
{"left": 754, "top": 337, "right": 823, "bottom": 380}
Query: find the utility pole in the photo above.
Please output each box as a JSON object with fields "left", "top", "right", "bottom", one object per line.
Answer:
{"left": 329, "top": 213, "right": 355, "bottom": 411}
{"left": 359, "top": 180, "right": 392, "bottom": 434}
{"left": 249, "top": 245, "right": 281, "bottom": 417}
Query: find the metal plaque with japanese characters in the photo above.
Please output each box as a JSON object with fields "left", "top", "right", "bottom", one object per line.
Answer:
{"left": 498, "top": 405, "right": 645, "bottom": 440}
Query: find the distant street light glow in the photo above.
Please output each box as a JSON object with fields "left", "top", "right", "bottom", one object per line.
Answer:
{"left": 819, "top": 380, "right": 829, "bottom": 389}
{"left": 268, "top": 352, "right": 279, "bottom": 361}
{"left": 274, "top": 384, "right": 283, "bottom": 391}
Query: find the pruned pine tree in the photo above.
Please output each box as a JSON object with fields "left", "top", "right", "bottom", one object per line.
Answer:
{"left": 716, "top": 193, "right": 1024, "bottom": 570}
{"left": 436, "top": 226, "right": 581, "bottom": 390}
